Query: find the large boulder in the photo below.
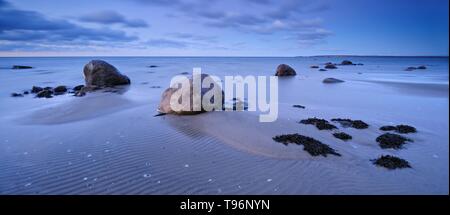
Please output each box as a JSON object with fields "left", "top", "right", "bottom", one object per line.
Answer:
{"left": 275, "top": 64, "right": 296, "bottom": 76}
{"left": 158, "top": 74, "right": 224, "bottom": 115}
{"left": 83, "top": 60, "right": 130, "bottom": 88}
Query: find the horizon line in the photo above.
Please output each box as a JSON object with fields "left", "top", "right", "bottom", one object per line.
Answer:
{"left": 0, "top": 55, "right": 448, "bottom": 58}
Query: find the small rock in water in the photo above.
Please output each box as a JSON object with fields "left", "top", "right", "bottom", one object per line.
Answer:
{"left": 310, "top": 65, "right": 319, "bottom": 69}
{"left": 376, "top": 133, "right": 412, "bottom": 149}
{"left": 324, "top": 63, "right": 337, "bottom": 69}
{"left": 31, "top": 86, "right": 44, "bottom": 93}
{"left": 417, "top": 65, "right": 427, "bottom": 70}
{"left": 273, "top": 133, "right": 341, "bottom": 157}
{"left": 380, "top": 124, "right": 417, "bottom": 134}
{"left": 148, "top": 65, "right": 158, "bottom": 68}
{"left": 372, "top": 155, "right": 411, "bottom": 169}
{"left": 299, "top": 118, "right": 337, "bottom": 130}
{"left": 319, "top": 69, "right": 327, "bottom": 71}
{"left": 53, "top": 85, "right": 67, "bottom": 95}
{"left": 333, "top": 132, "right": 352, "bottom": 141}
{"left": 323, "top": 78, "right": 344, "bottom": 84}
{"left": 331, "top": 118, "right": 369, "bottom": 129}
{"left": 12, "top": 65, "right": 33, "bottom": 69}
{"left": 23, "top": 91, "right": 29, "bottom": 95}
{"left": 340, "top": 60, "right": 354, "bottom": 65}
{"left": 150, "top": 86, "right": 161, "bottom": 89}
{"left": 72, "top": 85, "right": 84, "bottom": 91}
{"left": 180, "top": 72, "right": 189, "bottom": 75}
{"left": 11, "top": 93, "right": 24, "bottom": 97}
{"left": 405, "top": 67, "right": 417, "bottom": 71}
{"left": 292, "top": 105, "right": 306, "bottom": 109}
{"left": 36, "top": 90, "right": 53, "bottom": 98}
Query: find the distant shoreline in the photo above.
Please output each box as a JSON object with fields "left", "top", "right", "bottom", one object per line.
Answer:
{"left": 0, "top": 55, "right": 448, "bottom": 58}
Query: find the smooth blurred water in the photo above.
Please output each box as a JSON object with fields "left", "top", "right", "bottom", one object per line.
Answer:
{"left": 0, "top": 56, "right": 448, "bottom": 194}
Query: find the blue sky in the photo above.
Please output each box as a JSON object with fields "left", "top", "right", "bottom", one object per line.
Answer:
{"left": 0, "top": 0, "right": 448, "bottom": 56}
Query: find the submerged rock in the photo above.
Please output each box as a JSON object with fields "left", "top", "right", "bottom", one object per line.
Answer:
{"left": 299, "top": 118, "right": 337, "bottom": 130}
{"left": 372, "top": 155, "right": 411, "bottom": 169}
{"left": 31, "top": 86, "right": 44, "bottom": 93}
{"left": 273, "top": 134, "right": 341, "bottom": 157}
{"left": 310, "top": 65, "right": 319, "bottom": 69}
{"left": 319, "top": 69, "right": 327, "bottom": 71}
{"left": 324, "top": 63, "right": 337, "bottom": 69}
{"left": 36, "top": 90, "right": 53, "bottom": 98}
{"left": 11, "top": 93, "right": 24, "bottom": 97}
{"left": 72, "top": 85, "right": 84, "bottom": 91}
{"left": 331, "top": 118, "right": 369, "bottom": 129}
{"left": 158, "top": 73, "right": 224, "bottom": 115}
{"left": 380, "top": 125, "right": 417, "bottom": 134}
{"left": 12, "top": 65, "right": 33, "bottom": 69}
{"left": 417, "top": 65, "right": 427, "bottom": 70}
{"left": 333, "top": 132, "right": 352, "bottom": 141}
{"left": 83, "top": 60, "right": 131, "bottom": 88}
{"left": 53, "top": 86, "right": 67, "bottom": 95}
{"left": 323, "top": 78, "right": 344, "bottom": 84}
{"left": 275, "top": 64, "right": 296, "bottom": 76}
{"left": 148, "top": 65, "right": 158, "bottom": 68}
{"left": 340, "top": 60, "right": 354, "bottom": 65}
{"left": 405, "top": 67, "right": 417, "bottom": 71}
{"left": 376, "top": 133, "right": 412, "bottom": 149}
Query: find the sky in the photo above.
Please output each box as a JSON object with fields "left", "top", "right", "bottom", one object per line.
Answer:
{"left": 0, "top": 0, "right": 448, "bottom": 56}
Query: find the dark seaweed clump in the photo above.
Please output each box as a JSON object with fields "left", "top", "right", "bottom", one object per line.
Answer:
{"left": 380, "top": 125, "right": 417, "bottom": 134}
{"left": 376, "top": 133, "right": 412, "bottom": 149}
{"left": 292, "top": 105, "right": 305, "bottom": 109}
{"left": 333, "top": 132, "right": 352, "bottom": 141}
{"left": 299, "top": 118, "right": 337, "bottom": 130}
{"left": 372, "top": 155, "right": 411, "bottom": 169}
{"left": 273, "top": 134, "right": 341, "bottom": 157}
{"left": 331, "top": 118, "right": 369, "bottom": 129}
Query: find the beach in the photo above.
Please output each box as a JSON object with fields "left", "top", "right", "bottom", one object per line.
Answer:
{"left": 0, "top": 56, "right": 448, "bottom": 194}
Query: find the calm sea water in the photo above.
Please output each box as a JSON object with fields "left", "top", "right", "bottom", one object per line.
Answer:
{"left": 0, "top": 56, "right": 448, "bottom": 194}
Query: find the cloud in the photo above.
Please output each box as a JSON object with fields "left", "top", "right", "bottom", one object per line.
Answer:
{"left": 168, "top": 32, "right": 217, "bottom": 43}
{"left": 133, "top": 0, "right": 332, "bottom": 46}
{"left": 146, "top": 39, "right": 188, "bottom": 48}
{"left": 79, "top": 10, "right": 148, "bottom": 28}
{"left": 0, "top": 1, "right": 138, "bottom": 51}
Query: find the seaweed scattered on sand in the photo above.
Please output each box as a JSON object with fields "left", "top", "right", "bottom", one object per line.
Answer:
{"left": 273, "top": 134, "right": 341, "bottom": 157}
{"left": 299, "top": 118, "right": 337, "bottom": 130}
{"left": 331, "top": 118, "right": 369, "bottom": 129}
{"left": 376, "top": 133, "right": 412, "bottom": 149}
{"left": 333, "top": 132, "right": 352, "bottom": 141}
{"left": 372, "top": 155, "right": 411, "bottom": 169}
{"left": 380, "top": 125, "right": 417, "bottom": 134}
